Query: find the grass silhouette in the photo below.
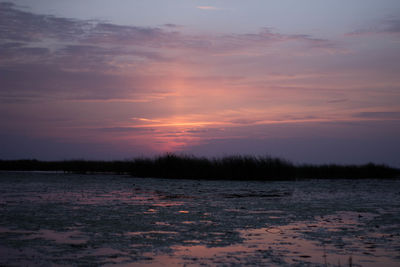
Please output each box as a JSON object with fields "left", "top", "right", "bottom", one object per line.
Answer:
{"left": 0, "top": 154, "right": 399, "bottom": 180}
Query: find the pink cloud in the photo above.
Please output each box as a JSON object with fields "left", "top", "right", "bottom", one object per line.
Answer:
{"left": 196, "top": 6, "right": 220, "bottom": 10}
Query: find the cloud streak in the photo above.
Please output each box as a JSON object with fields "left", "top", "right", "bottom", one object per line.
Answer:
{"left": 0, "top": 3, "right": 334, "bottom": 52}
{"left": 196, "top": 6, "right": 220, "bottom": 10}
{"left": 347, "top": 17, "right": 400, "bottom": 36}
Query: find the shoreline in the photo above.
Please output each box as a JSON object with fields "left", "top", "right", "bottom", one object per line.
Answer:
{"left": 1, "top": 155, "right": 399, "bottom": 180}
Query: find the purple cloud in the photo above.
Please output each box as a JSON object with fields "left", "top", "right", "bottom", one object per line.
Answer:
{"left": 347, "top": 17, "right": 400, "bottom": 36}
{"left": 0, "top": 2, "right": 88, "bottom": 42}
{"left": 96, "top": 127, "right": 156, "bottom": 133}
{"left": 354, "top": 112, "right": 400, "bottom": 119}
{"left": 1, "top": 2, "right": 334, "bottom": 52}
{"left": 0, "top": 2, "right": 337, "bottom": 104}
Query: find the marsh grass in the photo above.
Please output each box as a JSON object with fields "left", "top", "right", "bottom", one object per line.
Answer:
{"left": 0, "top": 154, "right": 399, "bottom": 180}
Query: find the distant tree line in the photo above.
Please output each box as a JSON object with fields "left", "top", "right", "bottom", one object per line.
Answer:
{"left": 0, "top": 154, "right": 399, "bottom": 180}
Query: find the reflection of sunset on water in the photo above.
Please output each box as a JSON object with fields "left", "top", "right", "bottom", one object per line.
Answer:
{"left": 1, "top": 172, "right": 400, "bottom": 266}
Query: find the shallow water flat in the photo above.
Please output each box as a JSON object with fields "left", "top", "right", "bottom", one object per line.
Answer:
{"left": 1, "top": 172, "right": 400, "bottom": 266}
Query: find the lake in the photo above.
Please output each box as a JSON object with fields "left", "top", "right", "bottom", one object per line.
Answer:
{"left": 1, "top": 172, "right": 400, "bottom": 266}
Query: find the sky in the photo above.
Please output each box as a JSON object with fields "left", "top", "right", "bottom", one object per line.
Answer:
{"left": 0, "top": 1, "right": 400, "bottom": 166}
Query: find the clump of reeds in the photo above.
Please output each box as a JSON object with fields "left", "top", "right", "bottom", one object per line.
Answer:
{"left": 131, "top": 153, "right": 295, "bottom": 180}
{"left": 0, "top": 154, "right": 399, "bottom": 180}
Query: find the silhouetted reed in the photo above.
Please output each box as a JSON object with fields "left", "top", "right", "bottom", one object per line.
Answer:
{"left": 0, "top": 159, "right": 133, "bottom": 174}
{"left": 0, "top": 154, "right": 399, "bottom": 180}
{"left": 131, "top": 154, "right": 296, "bottom": 180}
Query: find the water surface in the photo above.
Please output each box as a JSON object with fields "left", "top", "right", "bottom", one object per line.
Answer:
{"left": 1, "top": 172, "right": 400, "bottom": 266}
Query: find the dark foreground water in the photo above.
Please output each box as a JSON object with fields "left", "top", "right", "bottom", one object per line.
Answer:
{"left": 1, "top": 172, "right": 400, "bottom": 266}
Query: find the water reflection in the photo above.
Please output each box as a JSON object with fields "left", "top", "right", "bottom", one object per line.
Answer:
{"left": 145, "top": 211, "right": 400, "bottom": 267}
{"left": 1, "top": 173, "right": 400, "bottom": 266}
{"left": 178, "top": 210, "right": 189, "bottom": 214}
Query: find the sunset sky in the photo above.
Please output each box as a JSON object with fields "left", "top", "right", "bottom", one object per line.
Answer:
{"left": 1, "top": 1, "right": 399, "bottom": 166}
